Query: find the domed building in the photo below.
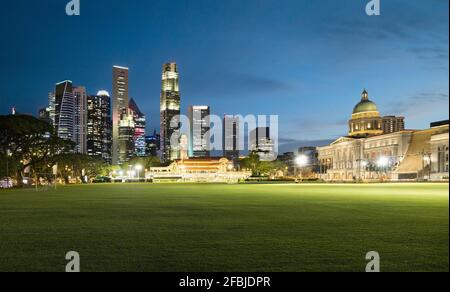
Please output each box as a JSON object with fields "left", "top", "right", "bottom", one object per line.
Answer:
{"left": 318, "top": 89, "right": 449, "bottom": 182}
{"left": 348, "top": 90, "right": 383, "bottom": 138}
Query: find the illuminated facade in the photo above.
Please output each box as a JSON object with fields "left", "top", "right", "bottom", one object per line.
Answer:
{"left": 348, "top": 90, "right": 383, "bottom": 138}
{"left": 54, "top": 80, "right": 75, "bottom": 142}
{"left": 189, "top": 105, "right": 210, "bottom": 158}
{"left": 223, "top": 115, "right": 240, "bottom": 163}
{"left": 129, "top": 98, "right": 146, "bottom": 157}
{"left": 146, "top": 158, "right": 251, "bottom": 183}
{"left": 160, "top": 63, "right": 181, "bottom": 162}
{"left": 73, "top": 86, "right": 87, "bottom": 154}
{"left": 112, "top": 66, "right": 129, "bottom": 164}
{"left": 318, "top": 90, "right": 449, "bottom": 182}
{"left": 250, "top": 127, "right": 275, "bottom": 161}
{"left": 118, "top": 108, "right": 135, "bottom": 164}
{"left": 87, "top": 91, "right": 112, "bottom": 163}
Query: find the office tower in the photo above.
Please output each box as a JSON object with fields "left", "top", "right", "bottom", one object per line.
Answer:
{"left": 160, "top": 62, "right": 181, "bottom": 162}
{"left": 250, "top": 127, "right": 275, "bottom": 161}
{"left": 118, "top": 108, "right": 135, "bottom": 164}
{"left": 54, "top": 80, "right": 75, "bottom": 142}
{"left": 73, "top": 86, "right": 87, "bottom": 154}
{"left": 188, "top": 106, "right": 210, "bottom": 158}
{"left": 112, "top": 66, "right": 129, "bottom": 164}
{"left": 87, "top": 91, "right": 112, "bottom": 163}
{"left": 223, "top": 115, "right": 240, "bottom": 162}
{"left": 382, "top": 116, "right": 405, "bottom": 134}
{"left": 48, "top": 92, "right": 56, "bottom": 126}
{"left": 129, "top": 98, "right": 146, "bottom": 157}
{"left": 145, "top": 131, "right": 160, "bottom": 157}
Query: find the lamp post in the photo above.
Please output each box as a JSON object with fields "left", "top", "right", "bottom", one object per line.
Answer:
{"left": 135, "top": 164, "right": 143, "bottom": 180}
{"left": 295, "top": 154, "right": 308, "bottom": 182}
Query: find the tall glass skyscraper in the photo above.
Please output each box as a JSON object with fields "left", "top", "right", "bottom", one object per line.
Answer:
{"left": 73, "top": 86, "right": 87, "bottom": 154}
{"left": 112, "top": 66, "right": 129, "bottom": 165}
{"left": 160, "top": 63, "right": 181, "bottom": 162}
{"left": 129, "top": 98, "right": 146, "bottom": 157}
{"left": 223, "top": 115, "right": 240, "bottom": 163}
{"left": 54, "top": 80, "right": 75, "bottom": 142}
{"left": 87, "top": 90, "right": 112, "bottom": 163}
{"left": 189, "top": 106, "right": 210, "bottom": 158}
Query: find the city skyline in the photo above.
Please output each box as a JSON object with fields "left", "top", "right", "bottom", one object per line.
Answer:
{"left": 0, "top": 0, "right": 448, "bottom": 154}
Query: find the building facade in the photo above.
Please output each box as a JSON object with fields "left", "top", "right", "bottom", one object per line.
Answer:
{"left": 73, "top": 86, "right": 87, "bottom": 154}
{"left": 250, "top": 127, "right": 275, "bottom": 161}
{"left": 318, "top": 90, "right": 449, "bottom": 182}
{"left": 382, "top": 116, "right": 405, "bottom": 134}
{"left": 118, "top": 108, "right": 135, "bottom": 164}
{"left": 129, "top": 98, "right": 146, "bottom": 157}
{"left": 112, "top": 66, "right": 129, "bottom": 165}
{"left": 146, "top": 157, "right": 251, "bottom": 183}
{"left": 189, "top": 105, "right": 210, "bottom": 158}
{"left": 54, "top": 80, "right": 75, "bottom": 142}
{"left": 160, "top": 63, "right": 181, "bottom": 162}
{"left": 223, "top": 115, "right": 240, "bottom": 163}
{"left": 87, "top": 91, "right": 112, "bottom": 163}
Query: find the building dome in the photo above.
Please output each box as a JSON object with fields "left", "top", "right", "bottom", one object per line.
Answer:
{"left": 352, "top": 90, "right": 378, "bottom": 114}
{"left": 348, "top": 90, "right": 383, "bottom": 138}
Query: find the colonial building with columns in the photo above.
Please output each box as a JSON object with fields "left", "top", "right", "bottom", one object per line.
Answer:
{"left": 318, "top": 90, "right": 449, "bottom": 182}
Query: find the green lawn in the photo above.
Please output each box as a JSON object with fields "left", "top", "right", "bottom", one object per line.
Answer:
{"left": 0, "top": 183, "right": 448, "bottom": 272}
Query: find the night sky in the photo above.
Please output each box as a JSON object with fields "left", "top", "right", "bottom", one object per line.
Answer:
{"left": 1, "top": 0, "right": 448, "bottom": 153}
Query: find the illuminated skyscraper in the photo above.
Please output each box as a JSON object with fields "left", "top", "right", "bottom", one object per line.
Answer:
{"left": 129, "top": 98, "right": 146, "bottom": 157}
{"left": 189, "top": 106, "right": 210, "bottom": 158}
{"left": 223, "top": 115, "right": 240, "bottom": 163}
{"left": 87, "top": 91, "right": 112, "bottom": 163}
{"left": 73, "top": 86, "right": 87, "bottom": 154}
{"left": 54, "top": 80, "right": 75, "bottom": 142}
{"left": 160, "top": 63, "right": 181, "bottom": 162}
{"left": 118, "top": 108, "right": 135, "bottom": 164}
{"left": 112, "top": 66, "right": 129, "bottom": 164}
{"left": 250, "top": 127, "right": 275, "bottom": 161}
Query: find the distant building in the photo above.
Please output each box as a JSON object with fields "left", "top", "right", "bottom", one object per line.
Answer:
{"left": 118, "top": 108, "right": 135, "bottom": 164}
{"left": 429, "top": 121, "right": 449, "bottom": 181}
{"left": 129, "top": 98, "right": 146, "bottom": 157}
{"left": 87, "top": 91, "right": 112, "bottom": 163}
{"left": 250, "top": 127, "right": 275, "bottom": 161}
{"left": 382, "top": 116, "right": 405, "bottom": 134}
{"left": 38, "top": 107, "right": 52, "bottom": 125}
{"left": 48, "top": 92, "right": 56, "bottom": 126}
{"left": 223, "top": 115, "right": 240, "bottom": 163}
{"left": 145, "top": 131, "right": 160, "bottom": 157}
{"left": 160, "top": 63, "right": 181, "bottom": 162}
{"left": 73, "top": 86, "right": 88, "bottom": 154}
{"left": 54, "top": 80, "right": 75, "bottom": 142}
{"left": 146, "top": 157, "right": 251, "bottom": 183}
{"left": 278, "top": 152, "right": 295, "bottom": 175}
{"left": 189, "top": 105, "right": 210, "bottom": 158}
{"left": 112, "top": 66, "right": 130, "bottom": 165}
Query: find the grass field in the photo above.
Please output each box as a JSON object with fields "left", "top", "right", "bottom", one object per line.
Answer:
{"left": 0, "top": 183, "right": 448, "bottom": 272}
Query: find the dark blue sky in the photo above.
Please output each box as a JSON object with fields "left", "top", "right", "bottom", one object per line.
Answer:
{"left": 1, "top": 0, "right": 448, "bottom": 152}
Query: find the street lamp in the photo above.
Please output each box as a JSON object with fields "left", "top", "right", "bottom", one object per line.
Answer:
{"left": 135, "top": 164, "right": 143, "bottom": 180}
{"left": 295, "top": 154, "right": 309, "bottom": 181}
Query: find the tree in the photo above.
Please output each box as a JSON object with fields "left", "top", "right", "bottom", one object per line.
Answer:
{"left": 0, "top": 115, "right": 73, "bottom": 187}
{"left": 240, "top": 152, "right": 261, "bottom": 176}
